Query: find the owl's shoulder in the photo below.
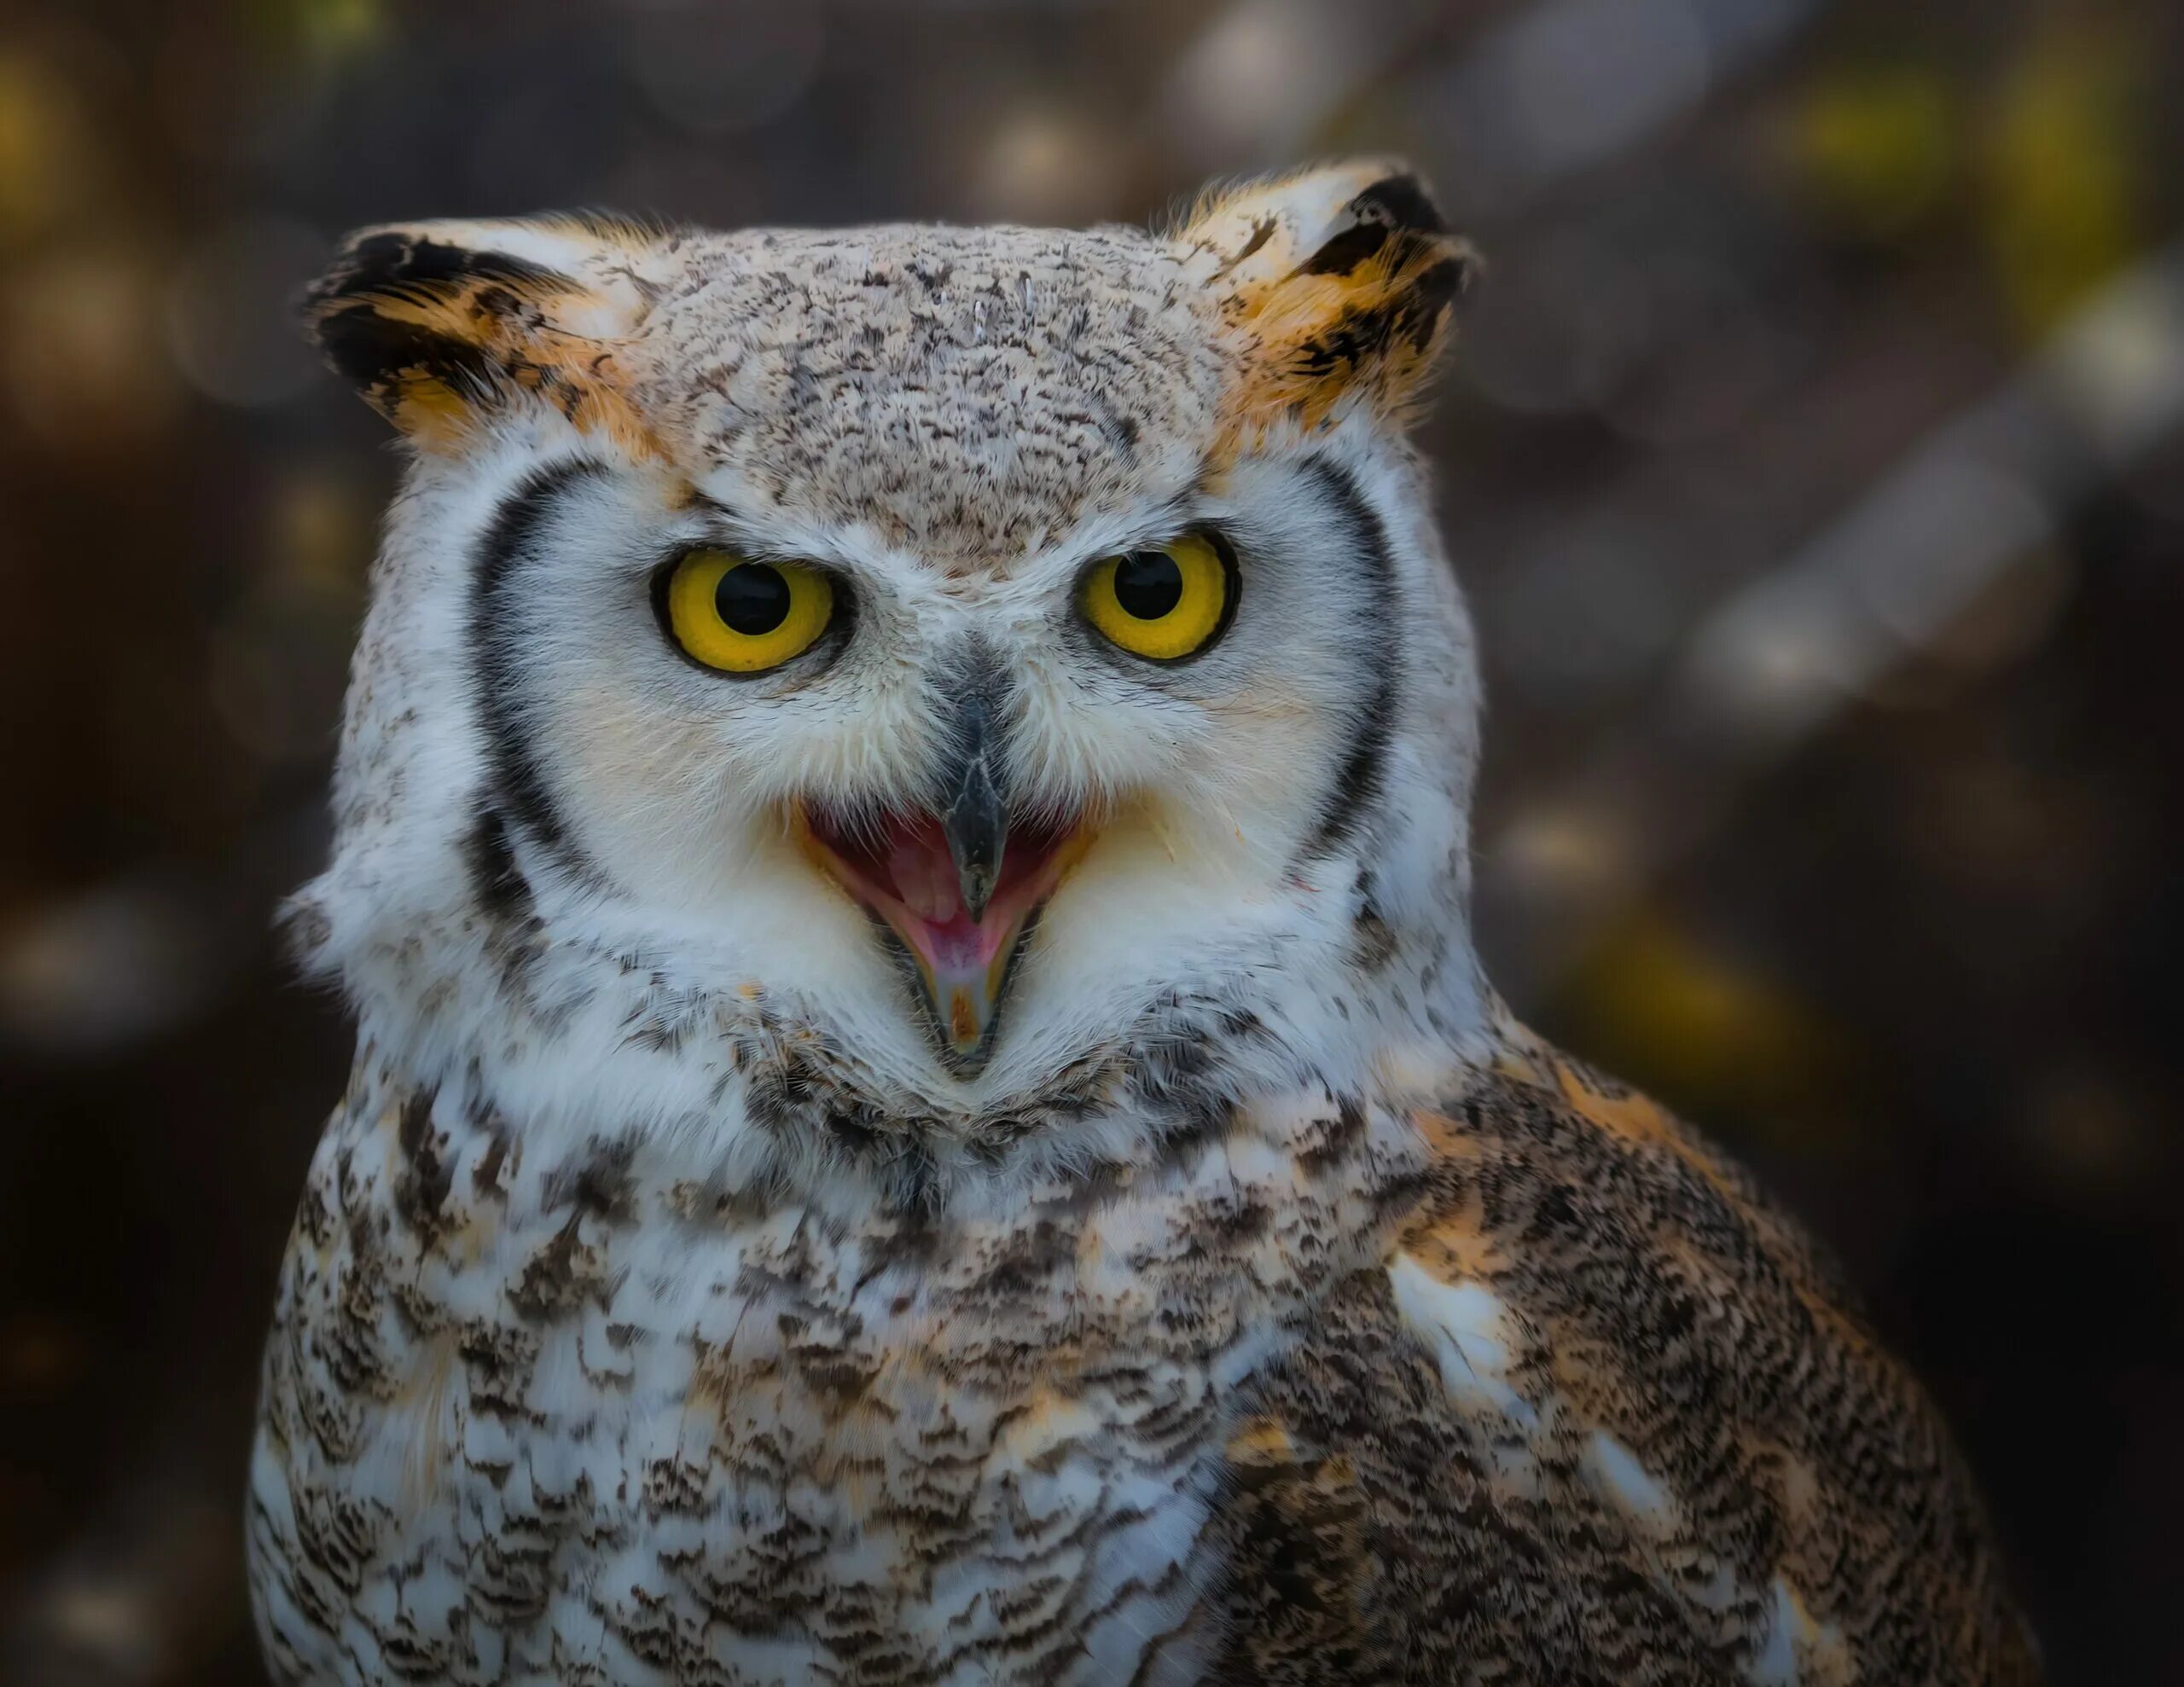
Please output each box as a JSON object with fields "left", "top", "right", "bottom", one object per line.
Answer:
{"left": 1211, "top": 1029, "right": 2041, "bottom": 1684}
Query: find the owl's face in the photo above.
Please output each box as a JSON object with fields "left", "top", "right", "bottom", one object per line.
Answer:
{"left": 298, "top": 163, "right": 1485, "bottom": 1132}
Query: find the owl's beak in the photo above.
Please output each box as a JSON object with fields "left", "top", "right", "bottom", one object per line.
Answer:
{"left": 939, "top": 707, "right": 1008, "bottom": 924}
{"left": 797, "top": 792, "right": 1089, "bottom": 1077}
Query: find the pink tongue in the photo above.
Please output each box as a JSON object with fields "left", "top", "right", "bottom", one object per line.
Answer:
{"left": 881, "top": 832, "right": 1022, "bottom": 972}
{"left": 883, "top": 833, "right": 1006, "bottom": 971}
{"left": 926, "top": 913, "right": 994, "bottom": 972}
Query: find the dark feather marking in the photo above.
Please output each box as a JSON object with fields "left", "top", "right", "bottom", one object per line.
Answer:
{"left": 1298, "top": 221, "right": 1391, "bottom": 277}
{"left": 392, "top": 1084, "right": 453, "bottom": 1245}
{"left": 540, "top": 1135, "right": 637, "bottom": 1222}
{"left": 507, "top": 1216, "right": 595, "bottom": 1321}
{"left": 464, "top": 807, "right": 535, "bottom": 921}
{"left": 1289, "top": 252, "right": 1466, "bottom": 380}
{"left": 1349, "top": 173, "right": 1447, "bottom": 235}
{"left": 312, "top": 306, "right": 503, "bottom": 407}
{"left": 305, "top": 235, "right": 582, "bottom": 403}
{"left": 1298, "top": 456, "right": 1401, "bottom": 856}
{"left": 470, "top": 457, "right": 613, "bottom": 884}
{"left": 319, "top": 232, "right": 574, "bottom": 304}
{"left": 1211, "top": 215, "right": 1279, "bottom": 281}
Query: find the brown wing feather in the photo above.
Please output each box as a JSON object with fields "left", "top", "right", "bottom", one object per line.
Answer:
{"left": 1210, "top": 1028, "right": 2041, "bottom": 1685}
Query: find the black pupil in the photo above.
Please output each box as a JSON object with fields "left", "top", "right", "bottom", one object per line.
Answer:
{"left": 1112, "top": 551, "right": 1183, "bottom": 620}
{"left": 715, "top": 564, "right": 792, "bottom": 635}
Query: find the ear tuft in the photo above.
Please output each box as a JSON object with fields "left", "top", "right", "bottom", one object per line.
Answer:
{"left": 1176, "top": 160, "right": 1478, "bottom": 443}
{"left": 303, "top": 218, "right": 656, "bottom": 454}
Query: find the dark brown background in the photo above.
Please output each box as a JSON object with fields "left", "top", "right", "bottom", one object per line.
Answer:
{"left": 3, "top": 1, "right": 2180, "bottom": 1682}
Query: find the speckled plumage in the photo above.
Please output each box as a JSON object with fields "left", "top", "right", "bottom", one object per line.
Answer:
{"left": 252, "top": 163, "right": 2036, "bottom": 1684}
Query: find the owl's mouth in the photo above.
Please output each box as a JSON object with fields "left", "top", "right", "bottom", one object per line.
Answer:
{"left": 798, "top": 803, "right": 1091, "bottom": 1075}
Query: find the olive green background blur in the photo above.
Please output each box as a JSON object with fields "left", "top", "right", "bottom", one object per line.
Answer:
{"left": 3, "top": 1, "right": 2181, "bottom": 1681}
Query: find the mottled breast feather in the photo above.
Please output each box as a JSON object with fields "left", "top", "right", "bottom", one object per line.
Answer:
{"left": 249, "top": 1019, "right": 2037, "bottom": 1685}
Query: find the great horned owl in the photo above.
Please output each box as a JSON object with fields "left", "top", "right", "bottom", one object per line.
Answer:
{"left": 248, "top": 162, "right": 2037, "bottom": 1684}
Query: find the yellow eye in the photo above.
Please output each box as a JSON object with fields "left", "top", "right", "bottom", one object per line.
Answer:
{"left": 1080, "top": 532, "right": 1234, "bottom": 661}
{"left": 663, "top": 549, "right": 835, "bottom": 674}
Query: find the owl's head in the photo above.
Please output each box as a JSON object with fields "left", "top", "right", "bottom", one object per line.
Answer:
{"left": 295, "top": 161, "right": 1487, "bottom": 1177}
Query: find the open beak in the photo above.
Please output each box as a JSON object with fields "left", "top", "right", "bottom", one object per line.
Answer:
{"left": 799, "top": 759, "right": 1089, "bottom": 1075}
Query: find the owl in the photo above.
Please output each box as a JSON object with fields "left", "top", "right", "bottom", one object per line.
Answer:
{"left": 248, "top": 161, "right": 2038, "bottom": 1685}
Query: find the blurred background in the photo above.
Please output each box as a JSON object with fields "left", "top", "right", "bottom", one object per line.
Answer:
{"left": 2, "top": 0, "right": 2180, "bottom": 1680}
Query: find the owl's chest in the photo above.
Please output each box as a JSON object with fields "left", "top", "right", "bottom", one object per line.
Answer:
{"left": 508, "top": 1219, "right": 1221, "bottom": 1676}
{"left": 253, "top": 1086, "right": 1267, "bottom": 1684}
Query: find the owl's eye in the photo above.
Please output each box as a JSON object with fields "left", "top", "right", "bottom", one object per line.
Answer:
{"left": 1079, "top": 531, "right": 1234, "bottom": 661}
{"left": 662, "top": 548, "right": 835, "bottom": 674}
